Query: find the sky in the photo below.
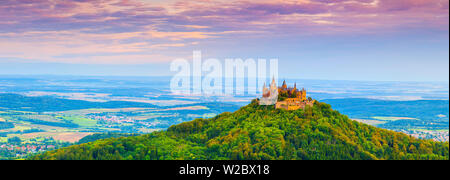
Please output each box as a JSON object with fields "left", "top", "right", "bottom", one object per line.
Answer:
{"left": 0, "top": 0, "right": 448, "bottom": 81}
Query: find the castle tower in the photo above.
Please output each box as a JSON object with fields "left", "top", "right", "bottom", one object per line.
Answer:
{"left": 282, "top": 80, "right": 287, "bottom": 89}
{"left": 260, "top": 78, "right": 278, "bottom": 105}
{"left": 262, "top": 82, "right": 270, "bottom": 97}
{"left": 301, "top": 88, "right": 307, "bottom": 101}
{"left": 271, "top": 77, "right": 277, "bottom": 89}
{"left": 270, "top": 78, "right": 278, "bottom": 96}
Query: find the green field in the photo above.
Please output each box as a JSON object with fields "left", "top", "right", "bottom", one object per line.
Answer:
{"left": 62, "top": 116, "right": 97, "bottom": 127}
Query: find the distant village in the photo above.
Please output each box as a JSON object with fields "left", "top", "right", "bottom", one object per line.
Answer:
{"left": 401, "top": 129, "right": 449, "bottom": 142}
{"left": 0, "top": 137, "right": 67, "bottom": 159}
{"left": 89, "top": 114, "right": 161, "bottom": 129}
{"left": 0, "top": 144, "right": 55, "bottom": 154}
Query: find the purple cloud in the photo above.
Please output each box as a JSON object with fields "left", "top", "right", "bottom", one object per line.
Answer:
{"left": 0, "top": 0, "right": 447, "bottom": 64}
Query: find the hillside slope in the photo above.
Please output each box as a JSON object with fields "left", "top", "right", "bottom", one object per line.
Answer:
{"left": 31, "top": 100, "right": 449, "bottom": 160}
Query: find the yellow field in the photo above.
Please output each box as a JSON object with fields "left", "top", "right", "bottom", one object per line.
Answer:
{"left": 353, "top": 119, "right": 386, "bottom": 126}
{"left": 372, "top": 116, "right": 418, "bottom": 121}
{"left": 8, "top": 125, "right": 31, "bottom": 132}
{"left": 163, "top": 106, "right": 209, "bottom": 111}
{"left": 15, "top": 132, "right": 94, "bottom": 143}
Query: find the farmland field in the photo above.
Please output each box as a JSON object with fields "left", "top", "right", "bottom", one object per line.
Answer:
{"left": 17, "top": 132, "right": 94, "bottom": 143}
{"left": 372, "top": 116, "right": 418, "bottom": 121}
{"left": 62, "top": 116, "right": 97, "bottom": 127}
{"left": 352, "top": 119, "right": 386, "bottom": 126}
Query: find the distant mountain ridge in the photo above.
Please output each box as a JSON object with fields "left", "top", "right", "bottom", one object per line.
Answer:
{"left": 322, "top": 98, "right": 449, "bottom": 121}
{"left": 0, "top": 93, "right": 240, "bottom": 113}
{"left": 31, "top": 100, "right": 449, "bottom": 160}
{"left": 0, "top": 93, "right": 157, "bottom": 112}
{"left": 322, "top": 98, "right": 449, "bottom": 131}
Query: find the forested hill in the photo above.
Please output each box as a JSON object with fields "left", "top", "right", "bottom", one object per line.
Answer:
{"left": 31, "top": 100, "right": 449, "bottom": 160}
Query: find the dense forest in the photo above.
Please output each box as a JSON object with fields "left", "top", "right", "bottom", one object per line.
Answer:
{"left": 31, "top": 100, "right": 449, "bottom": 160}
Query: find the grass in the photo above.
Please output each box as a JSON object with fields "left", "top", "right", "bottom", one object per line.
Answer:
{"left": 62, "top": 116, "right": 97, "bottom": 127}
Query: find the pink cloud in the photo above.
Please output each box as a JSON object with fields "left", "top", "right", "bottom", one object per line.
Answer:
{"left": 0, "top": 0, "right": 448, "bottom": 64}
{"left": 2, "top": 0, "right": 446, "bottom": 34}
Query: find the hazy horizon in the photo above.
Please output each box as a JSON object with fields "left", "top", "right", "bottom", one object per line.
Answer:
{"left": 0, "top": 73, "right": 449, "bottom": 83}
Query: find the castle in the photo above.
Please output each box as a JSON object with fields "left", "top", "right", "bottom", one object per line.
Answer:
{"left": 260, "top": 79, "right": 314, "bottom": 110}
{"left": 260, "top": 78, "right": 278, "bottom": 105}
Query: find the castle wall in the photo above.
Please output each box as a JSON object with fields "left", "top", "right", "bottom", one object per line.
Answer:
{"left": 261, "top": 80, "right": 313, "bottom": 110}
{"left": 275, "top": 100, "right": 313, "bottom": 111}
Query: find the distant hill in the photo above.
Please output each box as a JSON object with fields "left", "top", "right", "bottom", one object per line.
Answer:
{"left": 322, "top": 98, "right": 449, "bottom": 131}
{"left": 0, "top": 93, "right": 240, "bottom": 113}
{"left": 322, "top": 98, "right": 449, "bottom": 121}
{"left": 0, "top": 93, "right": 158, "bottom": 112}
{"left": 31, "top": 100, "right": 449, "bottom": 160}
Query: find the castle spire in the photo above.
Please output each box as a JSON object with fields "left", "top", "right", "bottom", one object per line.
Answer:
{"left": 271, "top": 76, "right": 276, "bottom": 88}
{"left": 282, "top": 80, "right": 287, "bottom": 89}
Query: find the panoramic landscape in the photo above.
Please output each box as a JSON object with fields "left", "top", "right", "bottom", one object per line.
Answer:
{"left": 0, "top": 0, "right": 448, "bottom": 165}
{"left": 0, "top": 76, "right": 448, "bottom": 159}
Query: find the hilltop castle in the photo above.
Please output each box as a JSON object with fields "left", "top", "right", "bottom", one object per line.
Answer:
{"left": 260, "top": 79, "right": 314, "bottom": 110}
{"left": 260, "top": 78, "right": 278, "bottom": 105}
